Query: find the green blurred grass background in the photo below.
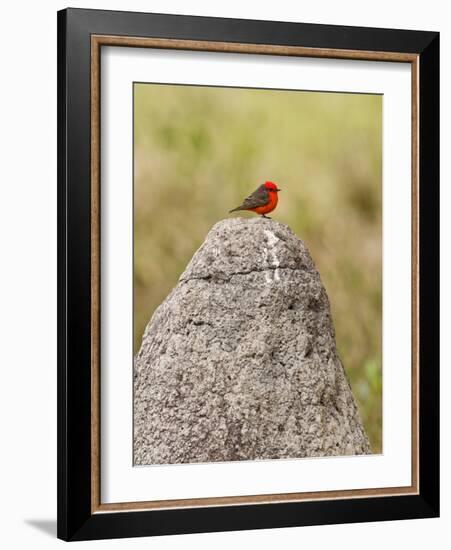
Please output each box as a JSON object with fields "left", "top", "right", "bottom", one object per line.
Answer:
{"left": 134, "top": 83, "right": 382, "bottom": 453}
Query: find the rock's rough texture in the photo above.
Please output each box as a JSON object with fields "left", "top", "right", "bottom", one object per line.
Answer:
{"left": 134, "top": 218, "right": 370, "bottom": 465}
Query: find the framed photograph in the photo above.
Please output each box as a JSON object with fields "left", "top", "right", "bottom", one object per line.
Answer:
{"left": 57, "top": 8, "right": 439, "bottom": 541}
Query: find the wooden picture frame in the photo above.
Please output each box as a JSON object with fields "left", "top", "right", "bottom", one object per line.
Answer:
{"left": 57, "top": 7, "right": 439, "bottom": 541}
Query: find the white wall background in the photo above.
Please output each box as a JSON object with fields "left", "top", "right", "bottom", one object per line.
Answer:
{"left": 0, "top": 1, "right": 448, "bottom": 548}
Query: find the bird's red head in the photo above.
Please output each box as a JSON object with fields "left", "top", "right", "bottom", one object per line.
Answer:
{"left": 264, "top": 181, "right": 281, "bottom": 192}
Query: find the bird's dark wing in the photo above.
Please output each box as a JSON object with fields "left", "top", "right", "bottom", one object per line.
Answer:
{"left": 233, "top": 185, "right": 269, "bottom": 211}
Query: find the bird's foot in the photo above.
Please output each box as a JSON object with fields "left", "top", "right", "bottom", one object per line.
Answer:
{"left": 262, "top": 214, "right": 271, "bottom": 219}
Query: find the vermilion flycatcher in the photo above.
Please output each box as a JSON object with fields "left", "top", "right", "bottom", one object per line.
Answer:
{"left": 229, "top": 181, "right": 281, "bottom": 218}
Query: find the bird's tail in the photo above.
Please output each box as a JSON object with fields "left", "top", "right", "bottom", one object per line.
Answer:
{"left": 229, "top": 206, "right": 243, "bottom": 213}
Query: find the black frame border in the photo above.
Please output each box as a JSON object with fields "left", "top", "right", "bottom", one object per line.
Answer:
{"left": 57, "top": 8, "right": 439, "bottom": 541}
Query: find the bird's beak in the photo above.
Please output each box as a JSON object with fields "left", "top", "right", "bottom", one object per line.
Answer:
{"left": 276, "top": 188, "right": 282, "bottom": 192}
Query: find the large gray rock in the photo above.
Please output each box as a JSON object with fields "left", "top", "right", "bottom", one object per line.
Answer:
{"left": 134, "top": 217, "right": 370, "bottom": 465}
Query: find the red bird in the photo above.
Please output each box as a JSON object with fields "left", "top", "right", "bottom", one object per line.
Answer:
{"left": 229, "top": 181, "right": 281, "bottom": 218}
